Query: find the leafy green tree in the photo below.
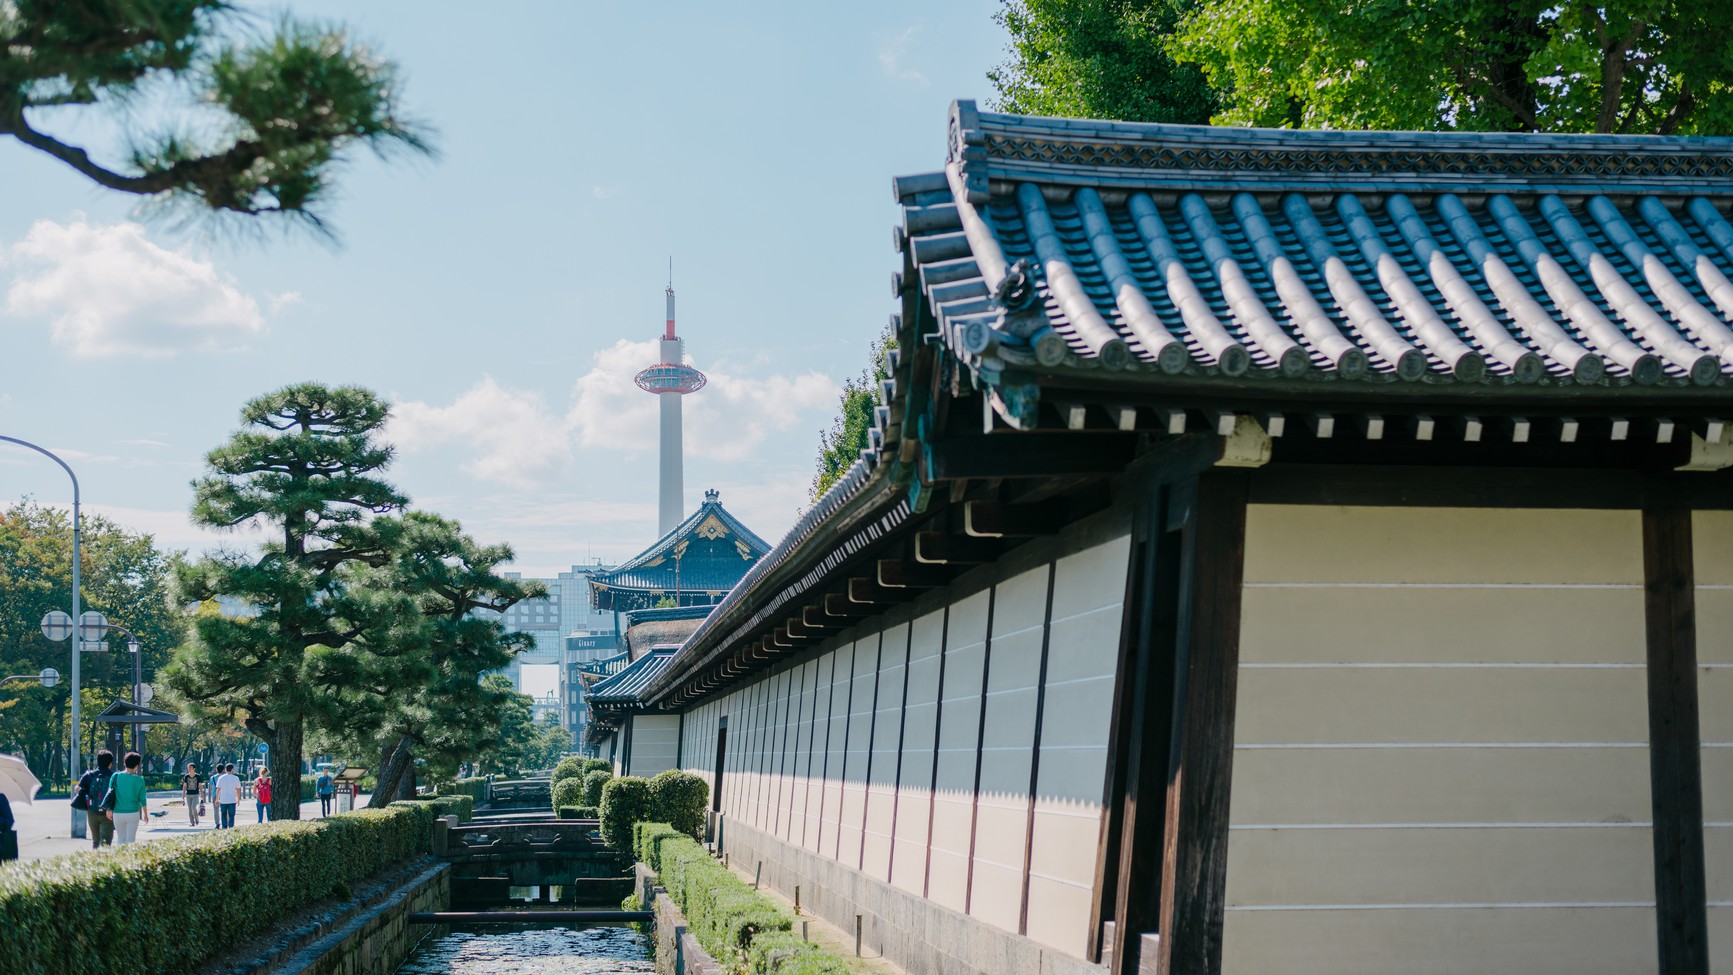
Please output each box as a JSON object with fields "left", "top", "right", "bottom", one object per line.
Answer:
{"left": 992, "top": 0, "right": 1733, "bottom": 135}
{"left": 474, "top": 673, "right": 541, "bottom": 777}
{"left": 0, "top": 501, "right": 186, "bottom": 784}
{"left": 810, "top": 327, "right": 899, "bottom": 502}
{"left": 989, "top": 0, "right": 1216, "bottom": 123}
{"left": 0, "top": 1, "right": 432, "bottom": 231}
{"left": 166, "top": 383, "right": 407, "bottom": 820}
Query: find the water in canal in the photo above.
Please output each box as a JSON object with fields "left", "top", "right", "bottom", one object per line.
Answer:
{"left": 395, "top": 923, "right": 653, "bottom": 975}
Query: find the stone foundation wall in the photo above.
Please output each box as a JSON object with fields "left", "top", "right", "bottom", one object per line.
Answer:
{"left": 635, "top": 863, "right": 725, "bottom": 975}
{"left": 257, "top": 861, "right": 449, "bottom": 975}
{"left": 720, "top": 819, "right": 1104, "bottom": 975}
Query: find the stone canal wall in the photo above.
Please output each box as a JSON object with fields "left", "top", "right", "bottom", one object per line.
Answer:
{"left": 634, "top": 863, "right": 724, "bottom": 975}
{"left": 230, "top": 859, "right": 449, "bottom": 975}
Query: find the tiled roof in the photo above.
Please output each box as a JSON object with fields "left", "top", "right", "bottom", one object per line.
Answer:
{"left": 577, "top": 650, "right": 631, "bottom": 679}
{"left": 587, "top": 648, "right": 677, "bottom": 706}
{"left": 589, "top": 494, "right": 770, "bottom": 611}
{"left": 902, "top": 101, "right": 1733, "bottom": 429}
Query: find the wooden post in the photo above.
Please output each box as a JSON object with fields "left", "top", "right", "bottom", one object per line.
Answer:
{"left": 1156, "top": 471, "right": 1249, "bottom": 975}
{"left": 1643, "top": 505, "right": 1709, "bottom": 975}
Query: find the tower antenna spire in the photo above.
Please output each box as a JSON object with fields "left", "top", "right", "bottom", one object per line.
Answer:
{"left": 636, "top": 268, "right": 706, "bottom": 535}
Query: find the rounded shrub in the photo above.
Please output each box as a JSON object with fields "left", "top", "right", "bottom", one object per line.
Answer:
{"left": 598, "top": 775, "right": 651, "bottom": 849}
{"left": 648, "top": 769, "right": 709, "bottom": 839}
{"left": 552, "top": 776, "right": 585, "bottom": 810}
{"left": 582, "top": 768, "right": 612, "bottom": 807}
{"left": 552, "top": 756, "right": 587, "bottom": 788}
{"left": 582, "top": 757, "right": 612, "bottom": 777}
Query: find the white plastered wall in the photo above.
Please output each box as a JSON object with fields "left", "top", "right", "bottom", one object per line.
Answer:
{"left": 672, "top": 535, "right": 1130, "bottom": 959}
{"left": 626, "top": 714, "right": 681, "bottom": 778}
{"left": 1695, "top": 511, "right": 1733, "bottom": 973}
{"left": 1226, "top": 505, "right": 1657, "bottom": 975}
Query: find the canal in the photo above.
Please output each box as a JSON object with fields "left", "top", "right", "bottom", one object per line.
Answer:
{"left": 396, "top": 923, "right": 652, "bottom": 975}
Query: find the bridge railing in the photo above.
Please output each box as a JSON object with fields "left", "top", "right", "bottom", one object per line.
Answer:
{"left": 444, "top": 822, "right": 606, "bottom": 860}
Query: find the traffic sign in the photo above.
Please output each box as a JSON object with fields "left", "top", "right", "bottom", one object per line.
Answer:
{"left": 136, "top": 683, "right": 153, "bottom": 704}
{"left": 258, "top": 742, "right": 268, "bottom": 755}
{"left": 40, "top": 611, "right": 72, "bottom": 642}
{"left": 77, "top": 611, "right": 108, "bottom": 642}
{"left": 39, "top": 668, "right": 59, "bottom": 688}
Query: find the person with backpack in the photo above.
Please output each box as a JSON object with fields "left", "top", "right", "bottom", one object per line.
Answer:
{"left": 73, "top": 750, "right": 116, "bottom": 849}
{"left": 104, "top": 751, "right": 149, "bottom": 845}
{"left": 316, "top": 769, "right": 335, "bottom": 817}
{"left": 254, "top": 769, "right": 272, "bottom": 822}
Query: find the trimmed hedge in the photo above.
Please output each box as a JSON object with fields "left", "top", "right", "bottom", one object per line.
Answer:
{"left": 581, "top": 768, "right": 612, "bottom": 807}
{"left": 598, "top": 775, "right": 650, "bottom": 849}
{"left": 391, "top": 794, "right": 474, "bottom": 822}
{"left": 635, "top": 822, "right": 848, "bottom": 974}
{"left": 0, "top": 802, "right": 442, "bottom": 975}
{"left": 551, "top": 756, "right": 587, "bottom": 788}
{"left": 647, "top": 769, "right": 708, "bottom": 839}
{"left": 436, "top": 777, "right": 488, "bottom": 804}
{"left": 581, "top": 757, "right": 612, "bottom": 776}
{"left": 552, "top": 777, "right": 585, "bottom": 810}
{"left": 556, "top": 805, "right": 599, "bottom": 820}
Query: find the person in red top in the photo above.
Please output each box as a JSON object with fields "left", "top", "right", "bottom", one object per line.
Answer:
{"left": 254, "top": 769, "right": 273, "bottom": 823}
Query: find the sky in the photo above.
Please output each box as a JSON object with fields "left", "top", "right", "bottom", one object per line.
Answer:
{"left": 0, "top": 1, "right": 1011, "bottom": 580}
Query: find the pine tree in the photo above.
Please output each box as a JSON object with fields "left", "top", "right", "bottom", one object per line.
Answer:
{"left": 166, "top": 383, "right": 406, "bottom": 821}
{"left": 323, "top": 511, "right": 544, "bottom": 807}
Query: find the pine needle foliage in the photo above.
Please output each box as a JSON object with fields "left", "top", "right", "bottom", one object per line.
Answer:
{"left": 0, "top": 1, "right": 432, "bottom": 233}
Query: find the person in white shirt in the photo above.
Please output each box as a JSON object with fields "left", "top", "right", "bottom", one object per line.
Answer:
{"left": 213, "top": 764, "right": 242, "bottom": 829}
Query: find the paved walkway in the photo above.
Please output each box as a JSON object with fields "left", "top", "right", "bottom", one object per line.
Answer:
{"left": 9, "top": 791, "right": 373, "bottom": 862}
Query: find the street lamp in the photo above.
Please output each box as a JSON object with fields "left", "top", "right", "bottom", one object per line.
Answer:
{"left": 45, "top": 614, "right": 149, "bottom": 756}
{"left": 1, "top": 435, "right": 83, "bottom": 838}
{"left": 0, "top": 668, "right": 61, "bottom": 688}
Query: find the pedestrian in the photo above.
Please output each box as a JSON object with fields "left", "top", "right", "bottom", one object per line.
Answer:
{"left": 104, "top": 752, "right": 149, "bottom": 845}
{"left": 0, "top": 791, "right": 16, "bottom": 862}
{"left": 316, "top": 768, "right": 335, "bottom": 817}
{"left": 214, "top": 763, "right": 241, "bottom": 829}
{"left": 181, "top": 763, "right": 205, "bottom": 827}
{"left": 73, "top": 750, "right": 116, "bottom": 849}
{"left": 254, "top": 768, "right": 272, "bottom": 822}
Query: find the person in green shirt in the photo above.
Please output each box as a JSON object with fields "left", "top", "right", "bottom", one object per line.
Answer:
{"left": 104, "top": 751, "right": 149, "bottom": 845}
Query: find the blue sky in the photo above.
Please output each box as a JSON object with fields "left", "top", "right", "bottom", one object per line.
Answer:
{"left": 0, "top": 1, "right": 1009, "bottom": 575}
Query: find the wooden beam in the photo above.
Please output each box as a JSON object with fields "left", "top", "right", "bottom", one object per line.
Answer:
{"left": 1155, "top": 471, "right": 1248, "bottom": 975}
{"left": 927, "top": 431, "right": 1138, "bottom": 480}
{"left": 770, "top": 628, "right": 793, "bottom": 649}
{"left": 785, "top": 616, "right": 812, "bottom": 640}
{"left": 877, "top": 559, "right": 950, "bottom": 589}
{"left": 1643, "top": 505, "right": 1709, "bottom": 975}
{"left": 914, "top": 531, "right": 998, "bottom": 565}
{"left": 802, "top": 605, "right": 833, "bottom": 630}
{"left": 963, "top": 499, "right": 1067, "bottom": 539}
{"left": 824, "top": 592, "right": 860, "bottom": 618}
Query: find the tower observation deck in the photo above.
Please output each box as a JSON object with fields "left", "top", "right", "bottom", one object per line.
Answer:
{"left": 634, "top": 281, "right": 706, "bottom": 535}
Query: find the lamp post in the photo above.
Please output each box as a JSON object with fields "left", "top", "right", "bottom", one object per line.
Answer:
{"left": 1, "top": 435, "right": 83, "bottom": 838}
{"left": 0, "top": 668, "right": 61, "bottom": 688}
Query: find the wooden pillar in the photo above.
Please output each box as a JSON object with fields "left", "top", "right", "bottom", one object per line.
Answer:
{"left": 1156, "top": 470, "right": 1249, "bottom": 975}
{"left": 1643, "top": 505, "right": 1709, "bottom": 975}
{"left": 1097, "top": 469, "right": 1249, "bottom": 975}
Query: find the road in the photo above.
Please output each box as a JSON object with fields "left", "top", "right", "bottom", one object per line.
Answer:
{"left": 8, "top": 791, "right": 374, "bottom": 862}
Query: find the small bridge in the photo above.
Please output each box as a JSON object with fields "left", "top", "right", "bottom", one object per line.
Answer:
{"left": 439, "top": 817, "right": 633, "bottom": 908}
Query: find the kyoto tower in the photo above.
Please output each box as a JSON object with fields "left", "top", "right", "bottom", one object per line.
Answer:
{"left": 633, "top": 271, "right": 707, "bottom": 536}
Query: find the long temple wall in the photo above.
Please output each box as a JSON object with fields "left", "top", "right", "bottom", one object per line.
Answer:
{"left": 673, "top": 518, "right": 1130, "bottom": 975}
{"left": 1226, "top": 504, "right": 1658, "bottom": 975}
{"left": 625, "top": 714, "right": 681, "bottom": 778}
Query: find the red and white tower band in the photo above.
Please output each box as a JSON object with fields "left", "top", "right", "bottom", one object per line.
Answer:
{"left": 633, "top": 273, "right": 706, "bottom": 536}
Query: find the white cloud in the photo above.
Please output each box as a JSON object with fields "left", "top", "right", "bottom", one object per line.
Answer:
{"left": 879, "top": 27, "right": 928, "bottom": 85}
{"left": 591, "top": 185, "right": 621, "bottom": 200}
{"left": 389, "top": 376, "right": 572, "bottom": 488}
{"left": 392, "top": 342, "right": 839, "bottom": 490}
{"left": 3, "top": 218, "right": 264, "bottom": 357}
